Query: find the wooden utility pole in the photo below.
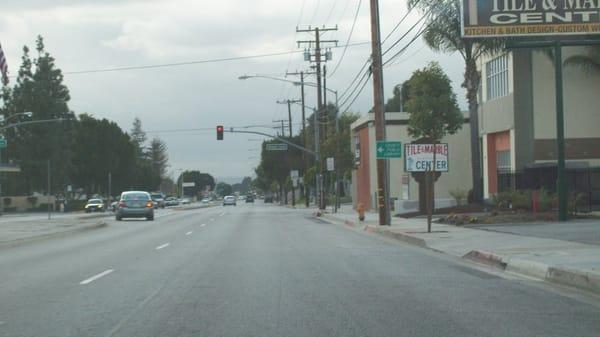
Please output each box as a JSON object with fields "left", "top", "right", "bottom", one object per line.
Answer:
{"left": 297, "top": 26, "right": 337, "bottom": 210}
{"left": 368, "top": 0, "right": 391, "bottom": 226}
{"left": 286, "top": 70, "right": 316, "bottom": 208}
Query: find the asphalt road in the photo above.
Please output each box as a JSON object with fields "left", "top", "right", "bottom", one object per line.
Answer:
{"left": 468, "top": 219, "right": 600, "bottom": 245}
{"left": 1, "top": 204, "right": 599, "bottom": 337}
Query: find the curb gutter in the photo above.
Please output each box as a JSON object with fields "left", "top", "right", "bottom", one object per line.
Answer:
{"left": 0, "top": 221, "right": 107, "bottom": 249}
{"left": 319, "top": 213, "right": 600, "bottom": 296}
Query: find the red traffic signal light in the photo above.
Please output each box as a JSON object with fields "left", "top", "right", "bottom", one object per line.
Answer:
{"left": 217, "top": 125, "right": 224, "bottom": 140}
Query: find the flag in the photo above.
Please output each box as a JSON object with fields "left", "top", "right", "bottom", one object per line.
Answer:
{"left": 0, "top": 42, "right": 8, "bottom": 85}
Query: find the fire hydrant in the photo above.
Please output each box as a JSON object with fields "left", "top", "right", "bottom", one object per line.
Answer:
{"left": 357, "top": 203, "right": 365, "bottom": 222}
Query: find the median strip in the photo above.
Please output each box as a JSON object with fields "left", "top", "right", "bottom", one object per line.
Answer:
{"left": 155, "top": 243, "right": 170, "bottom": 250}
{"left": 80, "top": 269, "right": 115, "bottom": 285}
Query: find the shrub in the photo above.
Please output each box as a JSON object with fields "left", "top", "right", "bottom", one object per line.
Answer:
{"left": 538, "top": 188, "right": 554, "bottom": 212}
{"left": 3, "top": 197, "right": 11, "bottom": 207}
{"left": 568, "top": 193, "right": 586, "bottom": 216}
{"left": 510, "top": 190, "right": 532, "bottom": 211}
{"left": 449, "top": 188, "right": 468, "bottom": 206}
{"left": 26, "top": 196, "right": 38, "bottom": 207}
{"left": 491, "top": 192, "right": 511, "bottom": 210}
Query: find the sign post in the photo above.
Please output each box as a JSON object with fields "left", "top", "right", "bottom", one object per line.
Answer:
{"left": 458, "top": 0, "right": 600, "bottom": 221}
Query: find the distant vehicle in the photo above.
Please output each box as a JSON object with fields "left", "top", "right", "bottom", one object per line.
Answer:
{"left": 150, "top": 192, "right": 165, "bottom": 209}
{"left": 85, "top": 199, "right": 105, "bottom": 213}
{"left": 223, "top": 196, "right": 237, "bottom": 206}
{"left": 238, "top": 195, "right": 246, "bottom": 201}
{"left": 245, "top": 195, "right": 254, "bottom": 203}
{"left": 180, "top": 198, "right": 191, "bottom": 205}
{"left": 201, "top": 198, "right": 211, "bottom": 203}
{"left": 115, "top": 191, "right": 154, "bottom": 221}
{"left": 111, "top": 201, "right": 118, "bottom": 212}
{"left": 264, "top": 195, "right": 273, "bottom": 203}
{"left": 164, "top": 197, "right": 179, "bottom": 207}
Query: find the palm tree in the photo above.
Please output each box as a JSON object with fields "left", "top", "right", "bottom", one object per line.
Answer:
{"left": 408, "top": 0, "right": 505, "bottom": 203}
{"left": 565, "top": 46, "right": 600, "bottom": 73}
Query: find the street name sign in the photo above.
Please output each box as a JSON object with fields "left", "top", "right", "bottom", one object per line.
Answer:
{"left": 266, "top": 143, "right": 288, "bottom": 151}
{"left": 376, "top": 141, "right": 402, "bottom": 159}
{"left": 0, "top": 138, "right": 7, "bottom": 149}
{"left": 461, "top": 0, "right": 600, "bottom": 38}
{"left": 182, "top": 182, "right": 195, "bottom": 187}
{"left": 404, "top": 144, "right": 449, "bottom": 172}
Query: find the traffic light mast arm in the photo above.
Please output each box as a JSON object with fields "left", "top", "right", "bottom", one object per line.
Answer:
{"left": 224, "top": 129, "right": 318, "bottom": 159}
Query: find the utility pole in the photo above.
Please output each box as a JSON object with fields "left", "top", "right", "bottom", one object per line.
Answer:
{"left": 47, "top": 160, "right": 51, "bottom": 220}
{"left": 297, "top": 25, "right": 337, "bottom": 210}
{"left": 368, "top": 0, "right": 391, "bottom": 226}
{"left": 108, "top": 172, "right": 112, "bottom": 208}
{"left": 277, "top": 99, "right": 301, "bottom": 208}
{"left": 286, "top": 70, "right": 316, "bottom": 208}
{"left": 273, "top": 119, "right": 287, "bottom": 137}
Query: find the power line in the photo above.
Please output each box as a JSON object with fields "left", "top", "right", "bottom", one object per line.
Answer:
{"left": 328, "top": 0, "right": 362, "bottom": 78}
{"left": 381, "top": 0, "right": 422, "bottom": 45}
{"left": 325, "top": 0, "right": 339, "bottom": 23}
{"left": 381, "top": 11, "right": 428, "bottom": 57}
{"left": 338, "top": 58, "right": 370, "bottom": 101}
{"left": 38, "top": 42, "right": 370, "bottom": 77}
{"left": 383, "top": 20, "right": 431, "bottom": 67}
{"left": 340, "top": 73, "right": 371, "bottom": 113}
{"left": 309, "top": 0, "right": 321, "bottom": 25}
{"left": 338, "top": 67, "right": 370, "bottom": 108}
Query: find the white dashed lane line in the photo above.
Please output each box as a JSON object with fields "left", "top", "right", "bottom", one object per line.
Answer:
{"left": 219, "top": 212, "right": 226, "bottom": 217}
{"left": 200, "top": 224, "right": 206, "bottom": 227}
{"left": 155, "top": 243, "right": 170, "bottom": 250}
{"left": 80, "top": 269, "right": 115, "bottom": 285}
{"left": 186, "top": 231, "right": 193, "bottom": 236}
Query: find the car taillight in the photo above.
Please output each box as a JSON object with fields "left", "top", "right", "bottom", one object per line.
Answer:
{"left": 146, "top": 201, "right": 153, "bottom": 208}
{"left": 119, "top": 201, "right": 126, "bottom": 208}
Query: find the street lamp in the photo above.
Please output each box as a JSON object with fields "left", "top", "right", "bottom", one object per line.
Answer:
{"left": 0, "top": 111, "right": 33, "bottom": 124}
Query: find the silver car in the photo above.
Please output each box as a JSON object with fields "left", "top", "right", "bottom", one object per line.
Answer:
{"left": 115, "top": 191, "right": 154, "bottom": 221}
{"left": 223, "top": 195, "right": 236, "bottom": 206}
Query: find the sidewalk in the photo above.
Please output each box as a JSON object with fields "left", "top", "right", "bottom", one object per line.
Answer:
{"left": 0, "top": 215, "right": 107, "bottom": 248}
{"left": 320, "top": 205, "right": 600, "bottom": 295}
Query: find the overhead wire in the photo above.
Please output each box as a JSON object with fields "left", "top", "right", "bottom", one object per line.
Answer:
{"left": 327, "top": 0, "right": 362, "bottom": 78}
{"left": 42, "top": 42, "right": 370, "bottom": 77}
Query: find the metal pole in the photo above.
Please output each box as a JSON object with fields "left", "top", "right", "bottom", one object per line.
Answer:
{"left": 0, "top": 149, "right": 3, "bottom": 216}
{"left": 108, "top": 172, "right": 112, "bottom": 208}
{"left": 47, "top": 159, "right": 51, "bottom": 220}
{"left": 554, "top": 42, "right": 568, "bottom": 221}
{"left": 314, "top": 111, "right": 321, "bottom": 208}
{"left": 368, "top": 0, "right": 391, "bottom": 225}
{"left": 334, "top": 91, "right": 340, "bottom": 213}
{"left": 301, "top": 72, "right": 310, "bottom": 208}
{"left": 287, "top": 100, "right": 293, "bottom": 138}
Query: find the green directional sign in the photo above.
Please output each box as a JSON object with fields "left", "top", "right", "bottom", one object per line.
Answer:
{"left": 266, "top": 143, "right": 288, "bottom": 151}
{"left": 0, "top": 138, "right": 7, "bottom": 149}
{"left": 376, "top": 141, "right": 402, "bottom": 159}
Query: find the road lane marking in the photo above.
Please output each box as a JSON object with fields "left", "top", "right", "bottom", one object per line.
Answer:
{"left": 210, "top": 218, "right": 215, "bottom": 222}
{"left": 80, "top": 269, "right": 115, "bottom": 285}
{"left": 219, "top": 212, "right": 226, "bottom": 216}
{"left": 186, "top": 231, "right": 193, "bottom": 235}
{"left": 200, "top": 223, "right": 206, "bottom": 227}
{"left": 155, "top": 243, "right": 170, "bottom": 250}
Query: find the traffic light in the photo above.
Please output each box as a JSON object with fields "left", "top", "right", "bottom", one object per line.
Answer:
{"left": 216, "top": 125, "right": 224, "bottom": 140}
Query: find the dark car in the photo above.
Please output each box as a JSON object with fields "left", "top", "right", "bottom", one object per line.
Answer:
{"left": 264, "top": 195, "right": 273, "bottom": 203}
{"left": 245, "top": 195, "right": 254, "bottom": 203}
{"left": 116, "top": 191, "right": 154, "bottom": 221}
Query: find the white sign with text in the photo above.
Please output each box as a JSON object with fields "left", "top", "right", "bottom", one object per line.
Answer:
{"left": 404, "top": 144, "right": 449, "bottom": 172}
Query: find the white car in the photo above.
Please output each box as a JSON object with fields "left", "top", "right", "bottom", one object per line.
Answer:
{"left": 223, "top": 196, "right": 236, "bottom": 206}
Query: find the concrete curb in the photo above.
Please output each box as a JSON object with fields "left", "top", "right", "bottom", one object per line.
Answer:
{"left": 464, "top": 249, "right": 600, "bottom": 296}
{"left": 0, "top": 220, "right": 107, "bottom": 249}
{"left": 365, "top": 225, "right": 427, "bottom": 247}
{"left": 547, "top": 267, "right": 600, "bottom": 294}
{"left": 319, "top": 212, "right": 600, "bottom": 296}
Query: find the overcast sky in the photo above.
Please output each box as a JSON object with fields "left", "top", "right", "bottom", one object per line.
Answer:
{"left": 0, "top": 0, "right": 465, "bottom": 182}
